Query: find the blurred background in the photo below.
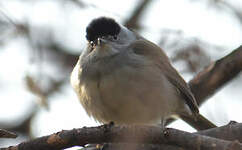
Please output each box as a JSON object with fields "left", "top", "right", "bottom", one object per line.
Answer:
{"left": 0, "top": 0, "right": 242, "bottom": 149}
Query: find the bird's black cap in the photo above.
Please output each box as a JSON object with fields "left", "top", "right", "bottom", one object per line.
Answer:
{"left": 86, "top": 17, "right": 121, "bottom": 42}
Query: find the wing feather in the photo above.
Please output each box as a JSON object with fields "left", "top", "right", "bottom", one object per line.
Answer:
{"left": 129, "top": 39, "right": 199, "bottom": 114}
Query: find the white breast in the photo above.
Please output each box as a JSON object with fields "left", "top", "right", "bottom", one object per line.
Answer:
{"left": 70, "top": 60, "right": 81, "bottom": 92}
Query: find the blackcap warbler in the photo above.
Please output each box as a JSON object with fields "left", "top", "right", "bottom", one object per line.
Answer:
{"left": 71, "top": 17, "right": 215, "bottom": 130}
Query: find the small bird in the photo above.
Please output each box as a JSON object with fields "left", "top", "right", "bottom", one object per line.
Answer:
{"left": 71, "top": 17, "right": 215, "bottom": 130}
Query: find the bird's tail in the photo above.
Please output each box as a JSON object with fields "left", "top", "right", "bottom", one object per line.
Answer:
{"left": 179, "top": 113, "right": 217, "bottom": 130}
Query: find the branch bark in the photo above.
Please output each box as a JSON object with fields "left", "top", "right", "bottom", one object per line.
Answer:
{"left": 2, "top": 123, "right": 242, "bottom": 150}
{"left": 107, "top": 122, "right": 242, "bottom": 150}
{"left": 189, "top": 45, "right": 242, "bottom": 105}
{"left": 0, "top": 129, "right": 17, "bottom": 138}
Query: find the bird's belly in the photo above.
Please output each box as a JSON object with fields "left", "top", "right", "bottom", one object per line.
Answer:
{"left": 79, "top": 65, "right": 183, "bottom": 125}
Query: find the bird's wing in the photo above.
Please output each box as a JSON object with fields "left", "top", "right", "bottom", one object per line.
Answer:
{"left": 129, "top": 39, "right": 199, "bottom": 114}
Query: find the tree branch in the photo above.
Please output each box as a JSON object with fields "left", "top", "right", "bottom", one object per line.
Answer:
{"left": 0, "top": 129, "right": 17, "bottom": 139}
{"left": 176, "top": 45, "right": 242, "bottom": 129}
{"left": 124, "top": 0, "right": 151, "bottom": 30}
{"left": 3, "top": 123, "right": 242, "bottom": 150}
{"left": 189, "top": 45, "right": 242, "bottom": 105}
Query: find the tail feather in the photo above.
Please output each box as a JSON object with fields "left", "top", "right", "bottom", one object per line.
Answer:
{"left": 179, "top": 113, "right": 217, "bottom": 130}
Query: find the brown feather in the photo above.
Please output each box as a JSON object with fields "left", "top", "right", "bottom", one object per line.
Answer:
{"left": 129, "top": 39, "right": 199, "bottom": 115}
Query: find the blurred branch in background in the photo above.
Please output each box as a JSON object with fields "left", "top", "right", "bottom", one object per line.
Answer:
{"left": 0, "top": 129, "right": 17, "bottom": 139}
{"left": 158, "top": 29, "right": 226, "bottom": 74}
{"left": 208, "top": 0, "right": 242, "bottom": 24}
{"left": 124, "top": 0, "right": 151, "bottom": 30}
{"left": 68, "top": 0, "right": 85, "bottom": 8}
{"left": 0, "top": 104, "right": 37, "bottom": 138}
{"left": 171, "top": 43, "right": 211, "bottom": 73}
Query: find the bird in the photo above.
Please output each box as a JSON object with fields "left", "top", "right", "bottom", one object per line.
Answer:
{"left": 71, "top": 17, "right": 216, "bottom": 130}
